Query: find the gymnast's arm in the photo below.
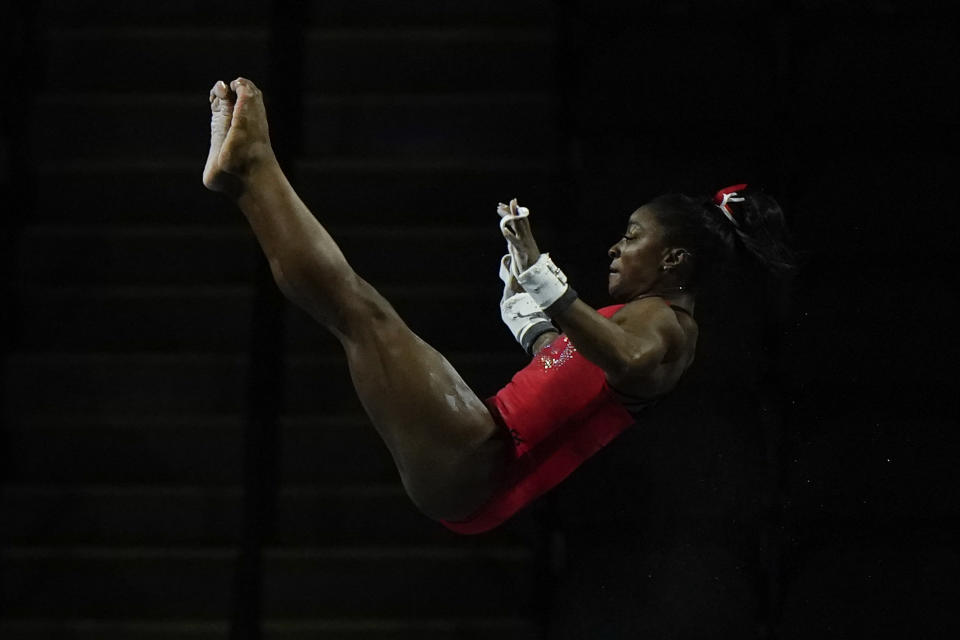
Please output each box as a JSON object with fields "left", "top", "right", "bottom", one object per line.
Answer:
{"left": 552, "top": 298, "right": 686, "bottom": 393}
{"left": 530, "top": 330, "right": 560, "bottom": 354}
{"left": 499, "top": 200, "right": 685, "bottom": 392}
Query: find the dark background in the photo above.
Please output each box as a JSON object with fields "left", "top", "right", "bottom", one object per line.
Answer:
{"left": 2, "top": 1, "right": 957, "bottom": 639}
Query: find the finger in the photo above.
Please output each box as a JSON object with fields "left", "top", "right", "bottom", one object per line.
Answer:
{"left": 509, "top": 198, "right": 518, "bottom": 216}
{"left": 497, "top": 202, "right": 511, "bottom": 218}
{"left": 512, "top": 215, "right": 531, "bottom": 237}
{"left": 508, "top": 273, "right": 523, "bottom": 295}
{"left": 499, "top": 254, "right": 512, "bottom": 285}
{"left": 501, "top": 215, "right": 521, "bottom": 236}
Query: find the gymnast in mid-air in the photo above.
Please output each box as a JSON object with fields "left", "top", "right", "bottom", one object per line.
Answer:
{"left": 203, "top": 77, "right": 793, "bottom": 533}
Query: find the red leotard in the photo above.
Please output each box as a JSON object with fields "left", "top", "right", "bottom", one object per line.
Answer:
{"left": 442, "top": 304, "right": 646, "bottom": 534}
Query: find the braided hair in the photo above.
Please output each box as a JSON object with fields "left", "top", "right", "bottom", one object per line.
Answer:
{"left": 647, "top": 185, "right": 796, "bottom": 290}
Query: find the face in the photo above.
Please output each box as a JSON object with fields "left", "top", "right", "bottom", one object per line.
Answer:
{"left": 607, "top": 206, "right": 671, "bottom": 301}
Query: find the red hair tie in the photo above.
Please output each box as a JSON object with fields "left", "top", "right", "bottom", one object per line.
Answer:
{"left": 712, "top": 183, "right": 748, "bottom": 228}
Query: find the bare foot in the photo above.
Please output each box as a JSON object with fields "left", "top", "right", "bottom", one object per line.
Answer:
{"left": 202, "top": 77, "right": 277, "bottom": 197}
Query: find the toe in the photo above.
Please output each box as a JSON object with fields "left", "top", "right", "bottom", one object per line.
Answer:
{"left": 230, "top": 77, "right": 260, "bottom": 100}
{"left": 213, "top": 80, "right": 232, "bottom": 100}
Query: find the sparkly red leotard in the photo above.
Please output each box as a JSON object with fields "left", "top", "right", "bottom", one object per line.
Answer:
{"left": 442, "top": 304, "right": 653, "bottom": 534}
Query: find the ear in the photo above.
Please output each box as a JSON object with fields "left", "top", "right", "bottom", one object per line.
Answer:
{"left": 661, "top": 247, "right": 691, "bottom": 270}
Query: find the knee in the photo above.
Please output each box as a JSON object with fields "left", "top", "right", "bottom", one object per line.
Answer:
{"left": 270, "top": 254, "right": 335, "bottom": 313}
{"left": 275, "top": 262, "right": 394, "bottom": 333}
{"left": 332, "top": 276, "right": 402, "bottom": 338}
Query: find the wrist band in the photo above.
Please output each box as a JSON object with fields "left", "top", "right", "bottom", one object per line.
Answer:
{"left": 516, "top": 253, "right": 578, "bottom": 317}
{"left": 541, "top": 286, "right": 578, "bottom": 317}
{"left": 519, "top": 320, "right": 557, "bottom": 355}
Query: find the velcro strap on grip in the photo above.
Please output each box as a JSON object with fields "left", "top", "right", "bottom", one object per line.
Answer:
{"left": 516, "top": 253, "right": 578, "bottom": 316}
{"left": 501, "top": 291, "right": 556, "bottom": 355}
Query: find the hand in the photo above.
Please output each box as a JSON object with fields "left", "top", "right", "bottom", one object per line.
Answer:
{"left": 499, "top": 254, "right": 524, "bottom": 297}
{"left": 203, "top": 77, "right": 278, "bottom": 197}
{"left": 497, "top": 198, "right": 542, "bottom": 273}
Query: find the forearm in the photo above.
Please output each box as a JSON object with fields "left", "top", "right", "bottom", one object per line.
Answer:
{"left": 531, "top": 330, "right": 560, "bottom": 354}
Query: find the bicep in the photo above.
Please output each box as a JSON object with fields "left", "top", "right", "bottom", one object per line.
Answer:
{"left": 606, "top": 306, "right": 684, "bottom": 385}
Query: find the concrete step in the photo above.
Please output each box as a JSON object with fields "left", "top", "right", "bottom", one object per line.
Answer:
{"left": 31, "top": 93, "right": 557, "bottom": 163}
{"left": 1, "top": 414, "right": 247, "bottom": 485}
{"left": 0, "top": 619, "right": 229, "bottom": 640}
{"left": 0, "top": 484, "right": 474, "bottom": 546}
{"left": 285, "top": 285, "right": 511, "bottom": 354}
{"left": 284, "top": 352, "right": 521, "bottom": 414}
{"left": 2, "top": 546, "right": 535, "bottom": 618}
{"left": 16, "top": 225, "right": 502, "bottom": 286}
{"left": 301, "top": 28, "right": 556, "bottom": 93}
{"left": 17, "top": 225, "right": 260, "bottom": 285}
{"left": 32, "top": 162, "right": 561, "bottom": 226}
{"left": 37, "top": 0, "right": 270, "bottom": 26}
{"left": 299, "top": 93, "right": 557, "bottom": 160}
{"left": 41, "top": 27, "right": 270, "bottom": 93}
{"left": 0, "top": 412, "right": 396, "bottom": 485}
{"left": 0, "top": 617, "right": 538, "bottom": 639}
{"left": 17, "top": 284, "right": 509, "bottom": 353}
{"left": 1, "top": 485, "right": 244, "bottom": 546}
{"left": 3, "top": 351, "right": 520, "bottom": 415}
{"left": 3, "top": 353, "right": 249, "bottom": 415}
{"left": 38, "top": 0, "right": 552, "bottom": 27}
{"left": 42, "top": 27, "right": 554, "bottom": 93}
{"left": 18, "top": 285, "right": 256, "bottom": 353}
{"left": 2, "top": 547, "right": 235, "bottom": 618}
{"left": 1, "top": 403, "right": 521, "bottom": 486}
{"left": 305, "top": 0, "right": 554, "bottom": 27}
{"left": 288, "top": 162, "right": 564, "bottom": 229}
{"left": 259, "top": 546, "right": 536, "bottom": 618}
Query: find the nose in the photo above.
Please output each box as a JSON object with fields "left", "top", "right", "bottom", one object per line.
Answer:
{"left": 608, "top": 241, "right": 621, "bottom": 259}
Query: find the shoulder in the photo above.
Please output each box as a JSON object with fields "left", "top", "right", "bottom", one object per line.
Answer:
{"left": 610, "top": 297, "right": 689, "bottom": 361}
{"left": 610, "top": 297, "right": 682, "bottom": 331}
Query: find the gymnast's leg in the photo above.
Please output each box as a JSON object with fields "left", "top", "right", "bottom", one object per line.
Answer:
{"left": 203, "top": 78, "right": 507, "bottom": 521}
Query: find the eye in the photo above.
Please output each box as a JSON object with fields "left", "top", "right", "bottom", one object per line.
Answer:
{"left": 621, "top": 235, "right": 635, "bottom": 241}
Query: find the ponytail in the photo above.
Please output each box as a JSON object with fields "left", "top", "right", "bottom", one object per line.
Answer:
{"left": 647, "top": 184, "right": 796, "bottom": 289}
{"left": 712, "top": 184, "right": 797, "bottom": 278}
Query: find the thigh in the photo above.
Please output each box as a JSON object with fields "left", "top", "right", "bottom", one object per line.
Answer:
{"left": 343, "top": 314, "right": 500, "bottom": 453}
{"left": 337, "top": 288, "right": 508, "bottom": 518}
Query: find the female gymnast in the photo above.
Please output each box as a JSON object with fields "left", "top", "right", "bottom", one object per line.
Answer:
{"left": 203, "top": 77, "right": 794, "bottom": 534}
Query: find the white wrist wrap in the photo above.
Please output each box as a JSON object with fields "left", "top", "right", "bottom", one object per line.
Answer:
{"left": 499, "top": 254, "right": 556, "bottom": 354}
{"left": 516, "top": 253, "right": 577, "bottom": 316}
{"left": 501, "top": 292, "right": 554, "bottom": 348}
